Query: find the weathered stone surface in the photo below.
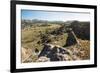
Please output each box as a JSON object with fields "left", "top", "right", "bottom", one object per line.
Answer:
{"left": 37, "top": 44, "right": 81, "bottom": 62}
{"left": 36, "top": 56, "right": 50, "bottom": 62}
{"left": 22, "top": 41, "right": 89, "bottom": 62}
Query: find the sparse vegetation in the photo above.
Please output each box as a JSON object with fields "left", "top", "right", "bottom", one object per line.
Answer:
{"left": 21, "top": 20, "right": 90, "bottom": 63}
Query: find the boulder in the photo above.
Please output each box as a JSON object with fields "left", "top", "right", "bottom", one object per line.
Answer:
{"left": 37, "top": 44, "right": 72, "bottom": 61}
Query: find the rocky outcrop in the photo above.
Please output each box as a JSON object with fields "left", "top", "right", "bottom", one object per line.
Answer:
{"left": 22, "top": 41, "right": 89, "bottom": 62}
{"left": 37, "top": 44, "right": 82, "bottom": 62}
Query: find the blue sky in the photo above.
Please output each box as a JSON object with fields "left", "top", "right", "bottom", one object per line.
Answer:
{"left": 21, "top": 10, "right": 90, "bottom": 21}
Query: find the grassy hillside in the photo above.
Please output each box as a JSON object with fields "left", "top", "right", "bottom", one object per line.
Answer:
{"left": 21, "top": 20, "right": 90, "bottom": 63}
{"left": 22, "top": 24, "right": 68, "bottom": 51}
